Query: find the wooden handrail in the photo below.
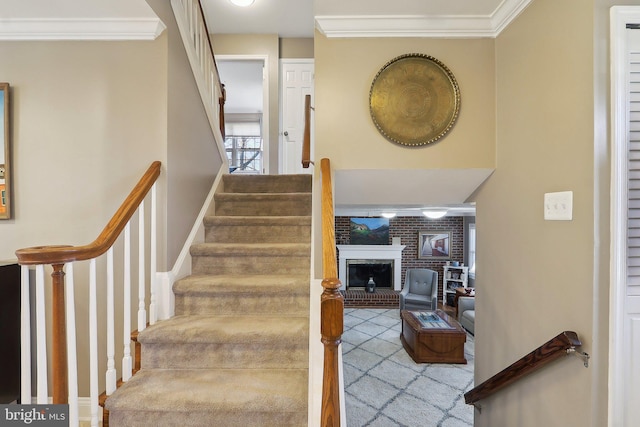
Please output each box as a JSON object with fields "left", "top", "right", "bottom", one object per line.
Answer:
{"left": 321, "top": 158, "right": 337, "bottom": 278}
{"left": 15, "top": 161, "right": 161, "bottom": 406}
{"left": 15, "top": 161, "right": 161, "bottom": 266}
{"left": 320, "top": 158, "right": 343, "bottom": 427}
{"left": 302, "top": 94, "right": 312, "bottom": 168}
{"left": 464, "top": 331, "right": 585, "bottom": 405}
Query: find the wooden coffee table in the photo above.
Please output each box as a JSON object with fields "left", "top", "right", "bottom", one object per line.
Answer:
{"left": 400, "top": 309, "right": 467, "bottom": 364}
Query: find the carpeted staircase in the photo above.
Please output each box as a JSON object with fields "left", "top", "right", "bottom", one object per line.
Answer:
{"left": 105, "top": 174, "right": 312, "bottom": 427}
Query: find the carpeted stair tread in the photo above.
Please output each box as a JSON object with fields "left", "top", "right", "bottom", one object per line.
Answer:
{"left": 105, "top": 369, "right": 308, "bottom": 426}
{"left": 173, "top": 274, "right": 309, "bottom": 295}
{"left": 173, "top": 275, "right": 310, "bottom": 316}
{"left": 204, "top": 216, "right": 311, "bottom": 244}
{"left": 138, "top": 315, "right": 308, "bottom": 345}
{"left": 138, "top": 315, "right": 309, "bottom": 369}
{"left": 214, "top": 193, "right": 312, "bottom": 216}
{"left": 191, "top": 242, "right": 310, "bottom": 256}
{"left": 204, "top": 216, "right": 311, "bottom": 226}
{"left": 223, "top": 173, "right": 311, "bottom": 193}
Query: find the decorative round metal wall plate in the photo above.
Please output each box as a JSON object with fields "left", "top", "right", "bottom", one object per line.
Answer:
{"left": 369, "top": 53, "right": 460, "bottom": 147}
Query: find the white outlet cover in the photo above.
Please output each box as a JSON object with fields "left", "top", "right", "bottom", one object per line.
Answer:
{"left": 544, "top": 191, "right": 573, "bottom": 221}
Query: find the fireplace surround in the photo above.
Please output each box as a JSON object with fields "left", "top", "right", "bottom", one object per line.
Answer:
{"left": 337, "top": 245, "right": 406, "bottom": 291}
{"left": 346, "top": 259, "right": 393, "bottom": 289}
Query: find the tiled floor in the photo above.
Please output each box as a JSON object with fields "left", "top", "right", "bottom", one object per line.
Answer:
{"left": 342, "top": 308, "right": 475, "bottom": 427}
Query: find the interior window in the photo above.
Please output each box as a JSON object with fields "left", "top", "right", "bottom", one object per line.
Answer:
{"left": 225, "top": 120, "right": 262, "bottom": 173}
{"left": 468, "top": 223, "right": 476, "bottom": 278}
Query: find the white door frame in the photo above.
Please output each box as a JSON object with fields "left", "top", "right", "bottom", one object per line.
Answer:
{"left": 610, "top": 6, "right": 640, "bottom": 426}
{"left": 217, "top": 54, "right": 270, "bottom": 174}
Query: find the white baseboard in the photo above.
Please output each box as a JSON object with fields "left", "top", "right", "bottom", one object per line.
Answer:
{"left": 78, "top": 397, "right": 102, "bottom": 422}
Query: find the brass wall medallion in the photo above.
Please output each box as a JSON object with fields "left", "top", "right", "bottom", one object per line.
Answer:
{"left": 369, "top": 53, "right": 460, "bottom": 147}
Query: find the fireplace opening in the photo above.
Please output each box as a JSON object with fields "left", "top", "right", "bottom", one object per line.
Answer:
{"left": 346, "top": 259, "right": 393, "bottom": 289}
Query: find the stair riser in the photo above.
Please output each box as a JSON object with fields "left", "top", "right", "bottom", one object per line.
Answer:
{"left": 206, "top": 224, "right": 311, "bottom": 243}
{"left": 223, "top": 174, "right": 311, "bottom": 194}
{"left": 142, "top": 343, "right": 308, "bottom": 370}
{"left": 109, "top": 410, "right": 307, "bottom": 427}
{"left": 174, "top": 293, "right": 309, "bottom": 316}
{"left": 192, "top": 256, "right": 310, "bottom": 275}
{"left": 215, "top": 195, "right": 311, "bottom": 216}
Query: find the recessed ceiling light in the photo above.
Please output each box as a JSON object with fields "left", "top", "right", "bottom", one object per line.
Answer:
{"left": 422, "top": 210, "right": 448, "bottom": 219}
{"left": 229, "top": 0, "right": 255, "bottom": 6}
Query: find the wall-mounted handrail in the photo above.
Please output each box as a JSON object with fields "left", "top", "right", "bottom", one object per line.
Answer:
{"left": 320, "top": 158, "right": 343, "bottom": 426}
{"left": 302, "top": 94, "right": 312, "bottom": 168}
{"left": 16, "top": 161, "right": 161, "bottom": 266}
{"left": 464, "top": 330, "right": 588, "bottom": 406}
{"left": 16, "top": 161, "right": 161, "bottom": 427}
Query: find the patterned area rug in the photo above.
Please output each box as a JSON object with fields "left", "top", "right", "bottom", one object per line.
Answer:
{"left": 342, "top": 308, "right": 475, "bottom": 427}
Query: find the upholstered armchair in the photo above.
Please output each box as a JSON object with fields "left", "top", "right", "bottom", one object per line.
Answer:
{"left": 399, "top": 268, "right": 438, "bottom": 311}
{"left": 457, "top": 296, "right": 475, "bottom": 334}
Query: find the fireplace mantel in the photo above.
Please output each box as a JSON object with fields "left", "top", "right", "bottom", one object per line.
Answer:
{"left": 337, "top": 245, "right": 406, "bottom": 291}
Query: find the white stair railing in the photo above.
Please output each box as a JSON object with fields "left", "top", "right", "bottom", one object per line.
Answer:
{"left": 17, "top": 161, "right": 161, "bottom": 427}
{"left": 171, "top": 0, "right": 228, "bottom": 165}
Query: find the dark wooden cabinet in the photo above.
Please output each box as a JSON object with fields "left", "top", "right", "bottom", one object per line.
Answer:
{"left": 0, "top": 263, "right": 20, "bottom": 403}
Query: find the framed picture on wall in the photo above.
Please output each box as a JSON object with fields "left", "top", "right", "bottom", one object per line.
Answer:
{"left": 350, "top": 217, "right": 390, "bottom": 245}
{"left": 418, "top": 231, "right": 451, "bottom": 259}
{"left": 0, "top": 82, "right": 10, "bottom": 220}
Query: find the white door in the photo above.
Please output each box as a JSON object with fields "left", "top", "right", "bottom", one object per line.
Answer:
{"left": 280, "top": 60, "right": 314, "bottom": 174}
{"left": 610, "top": 7, "right": 640, "bottom": 426}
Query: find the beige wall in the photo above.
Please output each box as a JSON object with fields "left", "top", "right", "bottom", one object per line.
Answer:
{"left": 0, "top": 38, "right": 168, "bottom": 396}
{"left": 473, "top": 0, "right": 602, "bottom": 425}
{"left": 211, "top": 34, "right": 280, "bottom": 173}
{"left": 313, "top": 33, "right": 496, "bottom": 276}
{"left": 149, "top": 0, "right": 223, "bottom": 266}
{"left": 0, "top": 40, "right": 167, "bottom": 263}
{"left": 314, "top": 33, "right": 496, "bottom": 170}
{"left": 280, "top": 37, "right": 314, "bottom": 58}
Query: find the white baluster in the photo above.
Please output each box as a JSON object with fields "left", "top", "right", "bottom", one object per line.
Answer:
{"left": 106, "top": 248, "right": 116, "bottom": 395}
{"left": 150, "top": 184, "right": 157, "bottom": 325}
{"left": 35, "top": 265, "right": 48, "bottom": 404}
{"left": 89, "top": 259, "right": 99, "bottom": 427}
{"left": 20, "top": 265, "right": 31, "bottom": 404}
{"left": 122, "top": 222, "right": 133, "bottom": 382}
{"left": 191, "top": 0, "right": 197, "bottom": 46}
{"left": 138, "top": 200, "right": 147, "bottom": 332}
{"left": 65, "top": 263, "right": 79, "bottom": 427}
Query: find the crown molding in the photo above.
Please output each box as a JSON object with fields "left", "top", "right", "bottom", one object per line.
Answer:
{"left": 315, "top": 0, "right": 532, "bottom": 38}
{"left": 315, "top": 15, "right": 496, "bottom": 38}
{"left": 0, "top": 18, "right": 166, "bottom": 41}
{"left": 491, "top": 0, "right": 533, "bottom": 35}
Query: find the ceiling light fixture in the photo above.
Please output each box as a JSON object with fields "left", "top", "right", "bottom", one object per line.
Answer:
{"left": 422, "top": 210, "right": 448, "bottom": 219}
{"left": 381, "top": 212, "right": 396, "bottom": 219}
{"left": 229, "top": 0, "right": 255, "bottom": 6}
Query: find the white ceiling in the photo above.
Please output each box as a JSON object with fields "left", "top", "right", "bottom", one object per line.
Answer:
{"left": 0, "top": 0, "right": 532, "bottom": 39}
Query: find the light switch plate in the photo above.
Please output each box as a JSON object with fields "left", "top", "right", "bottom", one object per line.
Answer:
{"left": 544, "top": 191, "right": 573, "bottom": 220}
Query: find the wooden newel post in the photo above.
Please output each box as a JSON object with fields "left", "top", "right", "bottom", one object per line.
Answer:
{"left": 51, "top": 264, "right": 68, "bottom": 404}
{"left": 320, "top": 277, "right": 343, "bottom": 427}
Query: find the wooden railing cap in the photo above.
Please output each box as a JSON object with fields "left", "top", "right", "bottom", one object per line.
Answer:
{"left": 16, "top": 161, "right": 161, "bottom": 266}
